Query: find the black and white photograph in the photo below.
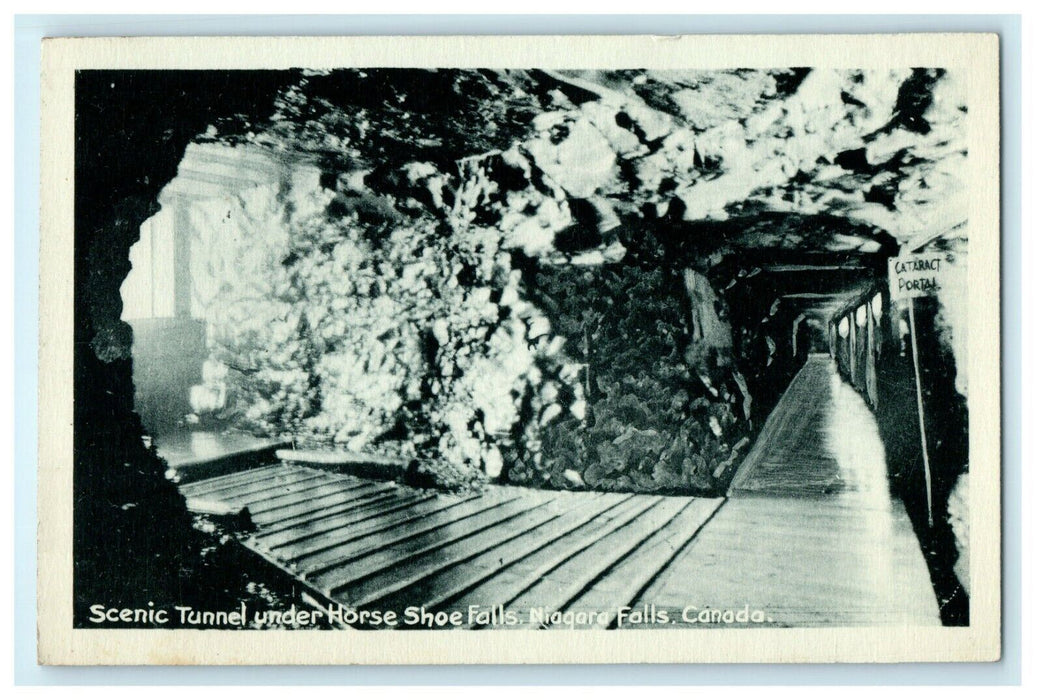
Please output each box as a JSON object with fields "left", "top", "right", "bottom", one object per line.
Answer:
{"left": 37, "top": 34, "right": 1001, "bottom": 664}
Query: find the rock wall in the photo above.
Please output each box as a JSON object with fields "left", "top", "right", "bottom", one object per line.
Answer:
{"left": 169, "top": 131, "right": 760, "bottom": 495}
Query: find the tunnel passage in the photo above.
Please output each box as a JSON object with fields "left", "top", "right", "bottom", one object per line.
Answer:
{"left": 712, "top": 249, "right": 891, "bottom": 427}
{"left": 693, "top": 217, "right": 968, "bottom": 624}
{"left": 648, "top": 211, "right": 897, "bottom": 431}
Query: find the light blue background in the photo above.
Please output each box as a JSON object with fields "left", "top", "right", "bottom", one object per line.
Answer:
{"left": 13, "top": 13, "right": 1022, "bottom": 686}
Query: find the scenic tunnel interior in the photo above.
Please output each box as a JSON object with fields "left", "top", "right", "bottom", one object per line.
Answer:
{"left": 76, "top": 69, "right": 971, "bottom": 628}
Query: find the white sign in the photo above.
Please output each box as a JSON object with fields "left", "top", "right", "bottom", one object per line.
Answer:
{"left": 888, "top": 253, "right": 950, "bottom": 300}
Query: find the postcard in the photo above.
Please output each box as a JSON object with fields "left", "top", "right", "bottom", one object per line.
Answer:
{"left": 38, "top": 33, "right": 1000, "bottom": 664}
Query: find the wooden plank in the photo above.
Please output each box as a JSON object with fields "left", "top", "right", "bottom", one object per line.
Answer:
{"left": 442, "top": 495, "right": 661, "bottom": 616}
{"left": 633, "top": 495, "right": 939, "bottom": 626}
{"left": 350, "top": 492, "right": 630, "bottom": 611}
{"left": 255, "top": 489, "right": 427, "bottom": 537}
{"left": 277, "top": 448, "right": 409, "bottom": 481}
{"left": 314, "top": 492, "right": 556, "bottom": 595}
{"left": 224, "top": 473, "right": 335, "bottom": 506}
{"left": 250, "top": 487, "right": 395, "bottom": 526}
{"left": 729, "top": 357, "right": 831, "bottom": 495}
{"left": 251, "top": 483, "right": 400, "bottom": 527}
{"left": 295, "top": 491, "right": 525, "bottom": 579}
{"left": 329, "top": 498, "right": 568, "bottom": 606}
{"left": 245, "top": 477, "right": 376, "bottom": 516}
{"left": 276, "top": 493, "right": 490, "bottom": 565}
{"left": 169, "top": 443, "right": 292, "bottom": 484}
{"left": 729, "top": 355, "right": 871, "bottom": 498}
{"left": 177, "top": 461, "right": 288, "bottom": 491}
{"left": 559, "top": 497, "right": 725, "bottom": 628}
{"left": 189, "top": 468, "right": 326, "bottom": 503}
{"left": 496, "top": 497, "right": 693, "bottom": 629}
{"left": 269, "top": 490, "right": 454, "bottom": 543}
{"left": 277, "top": 448, "right": 407, "bottom": 467}
{"left": 251, "top": 492, "right": 435, "bottom": 548}
{"left": 184, "top": 496, "right": 247, "bottom": 516}
{"left": 177, "top": 463, "right": 292, "bottom": 497}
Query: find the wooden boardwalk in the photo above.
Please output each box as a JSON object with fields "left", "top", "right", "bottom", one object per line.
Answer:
{"left": 175, "top": 354, "right": 939, "bottom": 628}
{"left": 725, "top": 356, "right": 888, "bottom": 498}
{"left": 179, "top": 464, "right": 724, "bottom": 629}
{"left": 655, "top": 353, "right": 940, "bottom": 626}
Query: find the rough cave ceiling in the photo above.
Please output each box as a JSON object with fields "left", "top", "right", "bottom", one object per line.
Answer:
{"left": 197, "top": 67, "right": 963, "bottom": 256}
{"left": 164, "top": 66, "right": 965, "bottom": 323}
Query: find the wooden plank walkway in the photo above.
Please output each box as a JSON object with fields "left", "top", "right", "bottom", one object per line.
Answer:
{"left": 174, "top": 354, "right": 939, "bottom": 628}
{"left": 180, "top": 464, "right": 724, "bottom": 628}
{"left": 730, "top": 354, "right": 856, "bottom": 496}
{"left": 646, "top": 353, "right": 940, "bottom": 627}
